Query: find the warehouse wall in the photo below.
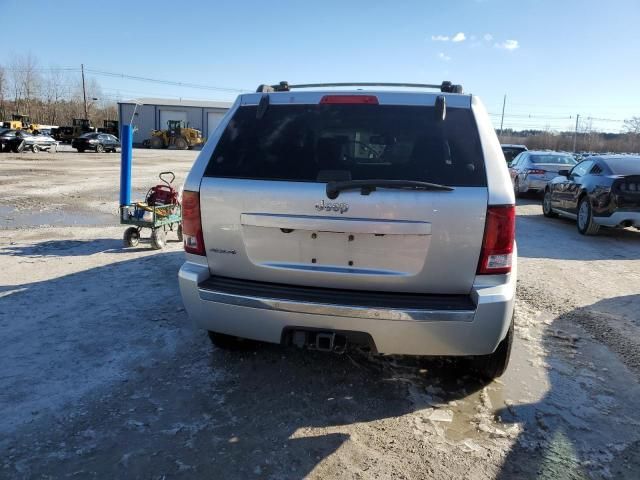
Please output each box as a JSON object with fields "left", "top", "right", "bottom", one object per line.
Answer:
{"left": 118, "top": 103, "right": 229, "bottom": 146}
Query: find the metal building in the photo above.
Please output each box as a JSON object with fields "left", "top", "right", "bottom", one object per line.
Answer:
{"left": 117, "top": 98, "right": 233, "bottom": 146}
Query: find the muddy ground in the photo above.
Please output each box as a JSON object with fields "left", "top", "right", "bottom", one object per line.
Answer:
{"left": 1, "top": 148, "right": 639, "bottom": 479}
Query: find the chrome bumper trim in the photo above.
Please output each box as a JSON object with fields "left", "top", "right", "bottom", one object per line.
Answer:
{"left": 198, "top": 288, "right": 476, "bottom": 322}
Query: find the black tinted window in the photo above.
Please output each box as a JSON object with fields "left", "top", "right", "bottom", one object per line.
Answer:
{"left": 205, "top": 104, "right": 486, "bottom": 186}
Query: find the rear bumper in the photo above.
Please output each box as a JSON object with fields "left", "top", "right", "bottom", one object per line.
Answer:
{"left": 521, "top": 176, "right": 549, "bottom": 191}
{"left": 594, "top": 210, "right": 640, "bottom": 227}
{"left": 179, "top": 251, "right": 517, "bottom": 356}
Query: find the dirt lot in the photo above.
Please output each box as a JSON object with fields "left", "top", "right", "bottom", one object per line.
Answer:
{"left": 1, "top": 148, "right": 639, "bottom": 479}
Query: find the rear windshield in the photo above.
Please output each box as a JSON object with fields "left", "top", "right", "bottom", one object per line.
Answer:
{"left": 530, "top": 154, "right": 576, "bottom": 165}
{"left": 603, "top": 157, "right": 640, "bottom": 175}
{"left": 204, "top": 104, "right": 486, "bottom": 186}
{"left": 80, "top": 132, "right": 98, "bottom": 139}
{"left": 502, "top": 147, "right": 526, "bottom": 162}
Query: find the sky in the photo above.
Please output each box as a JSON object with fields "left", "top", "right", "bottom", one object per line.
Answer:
{"left": 1, "top": 0, "right": 639, "bottom": 132}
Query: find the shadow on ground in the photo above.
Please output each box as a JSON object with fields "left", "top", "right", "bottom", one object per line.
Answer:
{"left": 0, "top": 237, "right": 182, "bottom": 257}
{"left": 2, "top": 238, "right": 640, "bottom": 479}
{"left": 496, "top": 294, "right": 640, "bottom": 480}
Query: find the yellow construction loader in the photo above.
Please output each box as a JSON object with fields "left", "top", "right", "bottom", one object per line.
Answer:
{"left": 1, "top": 114, "right": 41, "bottom": 133}
{"left": 144, "top": 120, "right": 205, "bottom": 150}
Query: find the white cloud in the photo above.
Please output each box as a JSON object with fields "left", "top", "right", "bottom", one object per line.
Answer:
{"left": 451, "top": 32, "right": 466, "bottom": 42}
{"left": 495, "top": 39, "right": 519, "bottom": 50}
{"left": 437, "top": 52, "right": 451, "bottom": 61}
{"left": 431, "top": 35, "right": 450, "bottom": 41}
{"left": 483, "top": 33, "right": 493, "bottom": 42}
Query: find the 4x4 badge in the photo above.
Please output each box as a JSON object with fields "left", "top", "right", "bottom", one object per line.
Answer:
{"left": 315, "top": 200, "right": 349, "bottom": 214}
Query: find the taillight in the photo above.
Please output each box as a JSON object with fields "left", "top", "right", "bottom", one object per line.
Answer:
{"left": 182, "top": 190, "right": 205, "bottom": 255}
{"left": 319, "top": 95, "right": 379, "bottom": 105}
{"left": 477, "top": 206, "right": 515, "bottom": 275}
{"left": 526, "top": 168, "right": 546, "bottom": 175}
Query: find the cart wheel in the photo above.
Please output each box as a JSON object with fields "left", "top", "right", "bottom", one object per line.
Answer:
{"left": 150, "top": 228, "right": 167, "bottom": 250}
{"left": 123, "top": 227, "right": 140, "bottom": 247}
{"left": 177, "top": 224, "right": 183, "bottom": 242}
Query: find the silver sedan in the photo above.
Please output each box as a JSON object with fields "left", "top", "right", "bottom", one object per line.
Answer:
{"left": 508, "top": 150, "right": 577, "bottom": 197}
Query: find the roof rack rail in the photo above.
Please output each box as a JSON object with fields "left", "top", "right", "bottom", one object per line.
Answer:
{"left": 256, "top": 81, "right": 463, "bottom": 94}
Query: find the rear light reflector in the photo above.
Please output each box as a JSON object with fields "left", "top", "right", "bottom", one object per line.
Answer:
{"left": 319, "top": 95, "right": 379, "bottom": 105}
{"left": 526, "top": 168, "right": 546, "bottom": 175}
{"left": 182, "top": 190, "right": 205, "bottom": 255}
{"left": 477, "top": 205, "right": 515, "bottom": 275}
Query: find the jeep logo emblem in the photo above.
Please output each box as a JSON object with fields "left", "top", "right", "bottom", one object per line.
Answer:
{"left": 315, "top": 199, "right": 349, "bottom": 214}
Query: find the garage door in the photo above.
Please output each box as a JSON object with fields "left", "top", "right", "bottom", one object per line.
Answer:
{"left": 207, "top": 112, "right": 225, "bottom": 138}
{"left": 159, "top": 110, "right": 187, "bottom": 129}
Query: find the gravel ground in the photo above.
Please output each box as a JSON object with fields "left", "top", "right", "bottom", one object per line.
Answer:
{"left": 1, "top": 149, "right": 639, "bottom": 479}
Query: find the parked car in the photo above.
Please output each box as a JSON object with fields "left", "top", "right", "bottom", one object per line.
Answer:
{"left": 543, "top": 155, "right": 640, "bottom": 235}
{"left": 178, "top": 81, "right": 517, "bottom": 379}
{"left": 0, "top": 129, "right": 18, "bottom": 152}
{"left": 509, "top": 150, "right": 577, "bottom": 197}
{"left": 71, "top": 132, "right": 120, "bottom": 153}
{"left": 3, "top": 130, "right": 57, "bottom": 153}
{"left": 501, "top": 144, "right": 527, "bottom": 163}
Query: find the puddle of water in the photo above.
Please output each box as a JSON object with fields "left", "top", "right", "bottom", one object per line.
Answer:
{"left": 0, "top": 205, "right": 117, "bottom": 229}
{"left": 412, "top": 319, "right": 552, "bottom": 444}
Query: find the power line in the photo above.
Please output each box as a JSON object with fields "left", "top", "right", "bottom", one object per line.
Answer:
{"left": 84, "top": 68, "right": 250, "bottom": 94}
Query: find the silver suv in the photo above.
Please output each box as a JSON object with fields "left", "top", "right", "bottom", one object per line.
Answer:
{"left": 179, "top": 81, "right": 517, "bottom": 379}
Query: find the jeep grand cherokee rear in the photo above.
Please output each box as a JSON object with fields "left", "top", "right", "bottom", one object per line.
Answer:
{"left": 179, "top": 82, "right": 516, "bottom": 379}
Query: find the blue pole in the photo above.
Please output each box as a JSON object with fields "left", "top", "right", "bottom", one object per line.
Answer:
{"left": 120, "top": 124, "right": 133, "bottom": 206}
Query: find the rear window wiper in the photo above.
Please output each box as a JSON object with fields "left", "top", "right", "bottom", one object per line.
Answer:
{"left": 326, "top": 179, "right": 454, "bottom": 199}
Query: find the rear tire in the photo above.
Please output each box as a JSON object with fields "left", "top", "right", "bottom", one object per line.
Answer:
{"left": 150, "top": 228, "right": 166, "bottom": 250}
{"left": 542, "top": 190, "right": 558, "bottom": 218}
{"left": 208, "top": 331, "right": 256, "bottom": 351}
{"left": 473, "top": 316, "right": 514, "bottom": 380}
{"left": 577, "top": 197, "right": 600, "bottom": 235}
{"left": 96, "top": 144, "right": 105, "bottom": 153}
{"left": 123, "top": 227, "right": 140, "bottom": 247}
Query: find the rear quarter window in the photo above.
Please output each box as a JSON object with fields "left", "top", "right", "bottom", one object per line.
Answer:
{"left": 204, "top": 104, "right": 486, "bottom": 187}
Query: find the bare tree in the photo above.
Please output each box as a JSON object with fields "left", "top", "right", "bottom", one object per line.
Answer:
{"left": 42, "top": 67, "right": 66, "bottom": 125}
{"left": 9, "top": 53, "right": 41, "bottom": 118}
{"left": 0, "top": 64, "right": 6, "bottom": 120}
{"left": 623, "top": 117, "right": 640, "bottom": 134}
{"left": 623, "top": 117, "right": 640, "bottom": 152}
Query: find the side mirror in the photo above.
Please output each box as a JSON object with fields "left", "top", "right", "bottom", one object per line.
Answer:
{"left": 558, "top": 169, "right": 570, "bottom": 177}
{"left": 507, "top": 162, "right": 512, "bottom": 168}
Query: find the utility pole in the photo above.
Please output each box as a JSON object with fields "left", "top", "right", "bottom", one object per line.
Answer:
{"left": 499, "top": 94, "right": 507, "bottom": 136}
{"left": 572, "top": 114, "right": 580, "bottom": 152}
{"left": 81, "top": 63, "right": 88, "bottom": 120}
